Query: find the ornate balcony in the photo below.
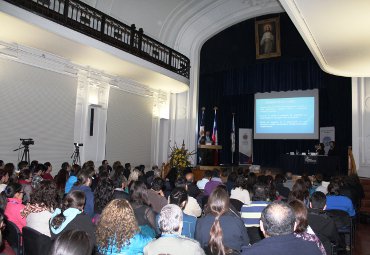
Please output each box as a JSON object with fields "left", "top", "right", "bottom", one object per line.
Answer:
{"left": 4, "top": 0, "right": 191, "bottom": 79}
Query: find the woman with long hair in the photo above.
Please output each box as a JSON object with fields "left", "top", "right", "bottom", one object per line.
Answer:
{"left": 129, "top": 181, "right": 157, "bottom": 237}
{"left": 4, "top": 183, "right": 26, "bottom": 232}
{"left": 289, "top": 200, "right": 326, "bottom": 254}
{"left": 288, "top": 179, "right": 309, "bottom": 206}
{"left": 49, "top": 190, "right": 95, "bottom": 249}
{"left": 93, "top": 178, "right": 114, "bottom": 224}
{"left": 21, "top": 180, "right": 60, "bottom": 237}
{"left": 70, "top": 169, "right": 94, "bottom": 218}
{"left": 195, "top": 186, "right": 249, "bottom": 254}
{"left": 96, "top": 199, "right": 153, "bottom": 254}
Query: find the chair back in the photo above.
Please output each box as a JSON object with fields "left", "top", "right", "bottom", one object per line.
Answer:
{"left": 22, "top": 227, "right": 52, "bottom": 255}
{"left": 4, "top": 220, "right": 22, "bottom": 255}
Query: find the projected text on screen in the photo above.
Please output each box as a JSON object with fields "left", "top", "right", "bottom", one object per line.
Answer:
{"left": 255, "top": 97, "right": 315, "bottom": 134}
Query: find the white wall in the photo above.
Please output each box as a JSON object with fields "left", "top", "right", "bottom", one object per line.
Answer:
{"left": 352, "top": 77, "right": 370, "bottom": 178}
{"left": 0, "top": 58, "right": 76, "bottom": 171}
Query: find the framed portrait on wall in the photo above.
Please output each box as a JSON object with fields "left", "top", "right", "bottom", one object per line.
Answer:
{"left": 255, "top": 17, "right": 281, "bottom": 59}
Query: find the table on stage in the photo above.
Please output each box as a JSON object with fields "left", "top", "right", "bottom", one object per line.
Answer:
{"left": 279, "top": 154, "right": 341, "bottom": 176}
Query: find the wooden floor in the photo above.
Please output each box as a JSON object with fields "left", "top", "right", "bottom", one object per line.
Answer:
{"left": 353, "top": 221, "right": 370, "bottom": 255}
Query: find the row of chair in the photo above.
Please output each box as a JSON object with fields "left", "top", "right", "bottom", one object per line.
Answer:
{"left": 4, "top": 221, "right": 52, "bottom": 255}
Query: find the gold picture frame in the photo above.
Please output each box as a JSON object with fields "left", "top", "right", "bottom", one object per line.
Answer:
{"left": 255, "top": 17, "right": 281, "bottom": 59}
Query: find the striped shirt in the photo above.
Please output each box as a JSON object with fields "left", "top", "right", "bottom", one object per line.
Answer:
{"left": 240, "top": 201, "right": 270, "bottom": 227}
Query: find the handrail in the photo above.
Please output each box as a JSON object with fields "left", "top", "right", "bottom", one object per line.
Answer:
{"left": 4, "top": 0, "right": 191, "bottom": 79}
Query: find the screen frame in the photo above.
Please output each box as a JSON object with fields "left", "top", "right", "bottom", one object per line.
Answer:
{"left": 254, "top": 89, "right": 319, "bottom": 140}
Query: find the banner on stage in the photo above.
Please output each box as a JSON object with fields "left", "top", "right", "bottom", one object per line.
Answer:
{"left": 320, "top": 127, "right": 335, "bottom": 154}
{"left": 239, "top": 128, "right": 253, "bottom": 165}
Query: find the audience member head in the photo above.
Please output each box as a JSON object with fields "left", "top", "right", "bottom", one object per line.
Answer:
{"left": 185, "top": 172, "right": 194, "bottom": 183}
{"left": 274, "top": 174, "right": 286, "bottom": 185}
{"left": 18, "top": 169, "right": 31, "bottom": 181}
{"left": 61, "top": 162, "right": 71, "bottom": 172}
{"left": 112, "top": 165, "right": 124, "bottom": 186}
{"left": 212, "top": 169, "right": 220, "bottom": 178}
{"left": 124, "top": 163, "right": 131, "bottom": 170}
{"left": 169, "top": 187, "right": 188, "bottom": 210}
{"left": 130, "top": 181, "right": 150, "bottom": 206}
{"left": 96, "top": 199, "right": 139, "bottom": 251}
{"left": 50, "top": 190, "right": 85, "bottom": 229}
{"left": 4, "top": 183, "right": 23, "bottom": 199}
{"left": 94, "top": 178, "right": 115, "bottom": 214}
{"left": 246, "top": 172, "right": 257, "bottom": 191}
{"left": 34, "top": 164, "right": 46, "bottom": 176}
{"left": 49, "top": 229, "right": 92, "bottom": 255}
{"left": 112, "top": 161, "right": 122, "bottom": 171}
{"left": 285, "top": 172, "right": 293, "bottom": 180}
{"left": 206, "top": 186, "right": 230, "bottom": 255}
{"left": 227, "top": 171, "right": 238, "bottom": 184}
{"left": 17, "top": 161, "right": 28, "bottom": 171}
{"left": 4, "top": 163, "right": 16, "bottom": 183}
{"left": 55, "top": 168, "right": 69, "bottom": 190}
{"left": 44, "top": 162, "right": 52, "bottom": 173}
{"left": 234, "top": 175, "right": 247, "bottom": 190}
{"left": 0, "top": 169, "right": 9, "bottom": 184}
{"left": 128, "top": 168, "right": 142, "bottom": 184}
{"left": 260, "top": 201, "right": 296, "bottom": 237}
{"left": 75, "top": 169, "right": 93, "bottom": 187}
{"left": 252, "top": 183, "right": 269, "bottom": 201}
{"left": 82, "top": 161, "right": 95, "bottom": 171}
{"left": 327, "top": 181, "right": 341, "bottom": 196}
{"left": 30, "top": 180, "right": 59, "bottom": 209}
{"left": 158, "top": 204, "right": 183, "bottom": 235}
{"left": 288, "top": 200, "right": 308, "bottom": 233}
{"left": 151, "top": 177, "right": 164, "bottom": 192}
{"left": 71, "top": 164, "right": 81, "bottom": 177}
{"left": 174, "top": 177, "right": 187, "bottom": 189}
{"left": 310, "top": 191, "right": 327, "bottom": 210}
{"left": 314, "top": 173, "right": 323, "bottom": 184}
{"left": 301, "top": 175, "right": 312, "bottom": 191}
{"left": 203, "top": 170, "right": 212, "bottom": 180}
{"left": 288, "top": 179, "right": 309, "bottom": 202}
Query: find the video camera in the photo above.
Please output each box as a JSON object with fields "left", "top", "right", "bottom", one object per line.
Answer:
{"left": 74, "top": 143, "right": 83, "bottom": 147}
{"left": 20, "top": 138, "right": 34, "bottom": 146}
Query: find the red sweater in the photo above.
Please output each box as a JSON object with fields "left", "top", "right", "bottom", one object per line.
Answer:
{"left": 5, "top": 198, "right": 26, "bottom": 233}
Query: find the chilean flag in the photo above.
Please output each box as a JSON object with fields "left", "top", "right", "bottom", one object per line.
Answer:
{"left": 212, "top": 109, "right": 218, "bottom": 145}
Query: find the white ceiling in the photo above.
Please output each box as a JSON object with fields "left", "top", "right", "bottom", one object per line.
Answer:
{"left": 279, "top": 0, "right": 370, "bottom": 77}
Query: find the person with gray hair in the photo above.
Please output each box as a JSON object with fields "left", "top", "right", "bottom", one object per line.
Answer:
{"left": 144, "top": 204, "right": 205, "bottom": 255}
{"left": 241, "top": 201, "right": 322, "bottom": 255}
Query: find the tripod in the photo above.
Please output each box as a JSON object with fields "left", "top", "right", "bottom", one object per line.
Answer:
{"left": 13, "top": 144, "right": 31, "bottom": 165}
{"left": 71, "top": 145, "right": 81, "bottom": 165}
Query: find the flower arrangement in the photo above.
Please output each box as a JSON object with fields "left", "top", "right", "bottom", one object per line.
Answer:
{"left": 169, "top": 141, "right": 195, "bottom": 170}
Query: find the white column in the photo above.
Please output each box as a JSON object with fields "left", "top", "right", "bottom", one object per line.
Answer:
{"left": 352, "top": 77, "right": 370, "bottom": 178}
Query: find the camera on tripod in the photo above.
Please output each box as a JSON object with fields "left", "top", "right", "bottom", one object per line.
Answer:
{"left": 74, "top": 143, "right": 83, "bottom": 147}
{"left": 20, "top": 138, "right": 34, "bottom": 146}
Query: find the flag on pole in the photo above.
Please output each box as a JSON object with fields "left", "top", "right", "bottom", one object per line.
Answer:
{"left": 212, "top": 108, "right": 218, "bottom": 145}
{"left": 231, "top": 114, "right": 235, "bottom": 153}
{"left": 199, "top": 107, "right": 205, "bottom": 137}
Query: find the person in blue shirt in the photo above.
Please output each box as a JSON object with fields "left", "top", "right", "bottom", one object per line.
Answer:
{"left": 96, "top": 199, "right": 153, "bottom": 255}
{"left": 70, "top": 169, "right": 94, "bottom": 218}
{"left": 168, "top": 187, "right": 197, "bottom": 238}
{"left": 326, "top": 181, "right": 356, "bottom": 217}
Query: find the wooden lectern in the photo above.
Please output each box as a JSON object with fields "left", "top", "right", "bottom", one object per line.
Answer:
{"left": 198, "top": 144, "right": 222, "bottom": 169}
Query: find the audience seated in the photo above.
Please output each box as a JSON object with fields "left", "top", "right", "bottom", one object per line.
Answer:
{"left": 196, "top": 170, "right": 212, "bottom": 190}
{"left": 64, "top": 163, "right": 79, "bottom": 194}
{"left": 144, "top": 204, "right": 205, "bottom": 255}
{"left": 93, "top": 177, "right": 114, "bottom": 223}
{"left": 230, "top": 176, "right": 251, "bottom": 205}
{"left": 130, "top": 181, "right": 158, "bottom": 237}
{"left": 185, "top": 172, "right": 201, "bottom": 198}
{"left": 147, "top": 177, "right": 168, "bottom": 214}
{"left": 18, "top": 169, "right": 32, "bottom": 203}
{"left": 175, "top": 178, "right": 202, "bottom": 217}
{"left": 283, "top": 172, "right": 294, "bottom": 190}
{"left": 41, "top": 162, "right": 54, "bottom": 180}
{"left": 21, "top": 180, "right": 60, "bottom": 237}
{"left": 4, "top": 183, "right": 26, "bottom": 233}
{"left": 288, "top": 179, "right": 309, "bottom": 206}
{"left": 307, "top": 191, "right": 340, "bottom": 254}
{"left": 241, "top": 201, "right": 322, "bottom": 255}
{"left": 274, "top": 174, "right": 290, "bottom": 199}
{"left": 49, "top": 230, "right": 92, "bottom": 255}
{"left": 113, "top": 175, "right": 130, "bottom": 201}
{"left": 326, "top": 181, "right": 356, "bottom": 217}
{"left": 31, "top": 164, "right": 45, "bottom": 189}
{"left": 55, "top": 163, "right": 70, "bottom": 197}
{"left": 195, "top": 186, "right": 249, "bottom": 253}
{"left": 70, "top": 169, "right": 94, "bottom": 218}
{"left": 289, "top": 199, "right": 326, "bottom": 255}
{"left": 0, "top": 169, "right": 9, "bottom": 193}
{"left": 96, "top": 199, "right": 153, "bottom": 254}
{"left": 240, "top": 182, "right": 270, "bottom": 244}
{"left": 169, "top": 187, "right": 197, "bottom": 238}
{"left": 49, "top": 190, "right": 95, "bottom": 250}
{"left": 204, "top": 170, "right": 223, "bottom": 196}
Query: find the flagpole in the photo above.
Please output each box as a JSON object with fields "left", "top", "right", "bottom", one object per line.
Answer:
{"left": 231, "top": 113, "right": 235, "bottom": 165}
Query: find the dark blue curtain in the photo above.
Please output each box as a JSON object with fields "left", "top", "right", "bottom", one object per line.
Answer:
{"left": 198, "top": 13, "right": 351, "bottom": 174}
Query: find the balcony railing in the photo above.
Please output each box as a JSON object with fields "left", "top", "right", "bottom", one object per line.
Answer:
{"left": 4, "top": 0, "right": 191, "bottom": 79}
